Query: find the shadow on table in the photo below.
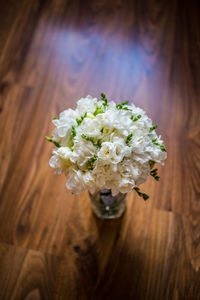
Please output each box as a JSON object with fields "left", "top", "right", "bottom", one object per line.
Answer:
{"left": 90, "top": 210, "right": 162, "bottom": 300}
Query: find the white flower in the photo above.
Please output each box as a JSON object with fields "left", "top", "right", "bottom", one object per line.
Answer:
{"left": 97, "top": 109, "right": 132, "bottom": 136}
{"left": 66, "top": 168, "right": 85, "bottom": 194}
{"left": 76, "top": 95, "right": 98, "bottom": 115}
{"left": 47, "top": 95, "right": 167, "bottom": 196}
{"left": 80, "top": 118, "right": 102, "bottom": 137}
{"left": 118, "top": 177, "right": 135, "bottom": 194}
{"left": 52, "top": 109, "right": 78, "bottom": 146}
{"left": 98, "top": 141, "right": 130, "bottom": 164}
{"left": 49, "top": 147, "right": 72, "bottom": 174}
{"left": 82, "top": 172, "right": 95, "bottom": 191}
{"left": 71, "top": 138, "right": 97, "bottom": 168}
{"left": 66, "top": 168, "right": 95, "bottom": 194}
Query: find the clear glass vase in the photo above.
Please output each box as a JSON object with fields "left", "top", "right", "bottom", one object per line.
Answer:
{"left": 89, "top": 189, "right": 127, "bottom": 219}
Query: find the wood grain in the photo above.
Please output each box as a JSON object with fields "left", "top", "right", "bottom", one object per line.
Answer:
{"left": 0, "top": 0, "right": 200, "bottom": 299}
{"left": 0, "top": 243, "right": 58, "bottom": 300}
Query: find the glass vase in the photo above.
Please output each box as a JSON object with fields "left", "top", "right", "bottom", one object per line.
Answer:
{"left": 89, "top": 189, "right": 127, "bottom": 219}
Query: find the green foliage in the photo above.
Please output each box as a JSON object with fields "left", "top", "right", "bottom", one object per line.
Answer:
{"left": 152, "top": 139, "right": 167, "bottom": 152}
{"left": 131, "top": 114, "right": 141, "bottom": 122}
{"left": 86, "top": 154, "right": 97, "bottom": 170}
{"left": 76, "top": 112, "right": 87, "bottom": 126}
{"left": 101, "top": 93, "right": 109, "bottom": 108}
{"left": 71, "top": 126, "right": 76, "bottom": 137}
{"left": 81, "top": 134, "right": 89, "bottom": 140}
{"left": 149, "top": 125, "right": 158, "bottom": 132}
{"left": 81, "top": 134, "right": 102, "bottom": 148}
{"left": 116, "top": 99, "right": 131, "bottom": 111}
{"left": 94, "top": 105, "right": 104, "bottom": 116}
{"left": 149, "top": 160, "right": 155, "bottom": 169}
{"left": 122, "top": 101, "right": 128, "bottom": 105}
{"left": 45, "top": 136, "right": 61, "bottom": 148}
{"left": 68, "top": 126, "right": 77, "bottom": 150}
{"left": 93, "top": 139, "right": 103, "bottom": 147}
{"left": 150, "top": 168, "right": 160, "bottom": 181}
{"left": 134, "top": 187, "right": 149, "bottom": 200}
{"left": 159, "top": 145, "right": 167, "bottom": 152}
{"left": 116, "top": 103, "right": 132, "bottom": 111}
{"left": 126, "top": 133, "right": 133, "bottom": 146}
{"left": 68, "top": 140, "right": 74, "bottom": 150}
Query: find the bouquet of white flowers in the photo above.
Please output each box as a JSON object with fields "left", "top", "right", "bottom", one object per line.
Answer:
{"left": 46, "top": 94, "right": 167, "bottom": 199}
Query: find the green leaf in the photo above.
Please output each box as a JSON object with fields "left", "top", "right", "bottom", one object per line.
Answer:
{"left": 116, "top": 104, "right": 122, "bottom": 109}
{"left": 149, "top": 160, "right": 155, "bottom": 169}
{"left": 81, "top": 134, "right": 89, "bottom": 140}
{"left": 142, "top": 193, "right": 149, "bottom": 200}
{"left": 101, "top": 93, "right": 109, "bottom": 108}
{"left": 131, "top": 114, "right": 141, "bottom": 122}
{"left": 150, "top": 168, "right": 160, "bottom": 181}
{"left": 149, "top": 125, "right": 158, "bottom": 132}
{"left": 76, "top": 112, "right": 87, "bottom": 126}
{"left": 76, "top": 118, "right": 81, "bottom": 126}
{"left": 116, "top": 100, "right": 132, "bottom": 111}
{"left": 71, "top": 126, "right": 76, "bottom": 137}
{"left": 53, "top": 117, "right": 59, "bottom": 120}
{"left": 116, "top": 103, "right": 132, "bottom": 111}
{"left": 94, "top": 105, "right": 104, "bottom": 116}
{"left": 86, "top": 154, "right": 98, "bottom": 170}
{"left": 150, "top": 168, "right": 158, "bottom": 174}
{"left": 121, "top": 107, "right": 132, "bottom": 111}
{"left": 134, "top": 187, "right": 149, "bottom": 201}
{"left": 45, "top": 136, "right": 61, "bottom": 148}
{"left": 68, "top": 126, "right": 77, "bottom": 151}
{"left": 152, "top": 139, "right": 167, "bottom": 152}
{"left": 93, "top": 139, "right": 103, "bottom": 147}
{"left": 100, "top": 93, "right": 106, "bottom": 99}
{"left": 160, "top": 145, "right": 167, "bottom": 152}
{"left": 68, "top": 140, "right": 74, "bottom": 150}
{"left": 81, "top": 134, "right": 102, "bottom": 148}
{"left": 126, "top": 133, "right": 133, "bottom": 146}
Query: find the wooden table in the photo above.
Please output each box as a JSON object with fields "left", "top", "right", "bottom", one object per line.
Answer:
{"left": 0, "top": 0, "right": 200, "bottom": 299}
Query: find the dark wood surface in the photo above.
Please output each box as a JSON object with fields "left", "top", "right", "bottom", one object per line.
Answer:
{"left": 0, "top": 0, "right": 200, "bottom": 299}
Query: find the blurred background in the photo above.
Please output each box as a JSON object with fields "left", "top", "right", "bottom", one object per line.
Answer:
{"left": 0, "top": 0, "right": 200, "bottom": 299}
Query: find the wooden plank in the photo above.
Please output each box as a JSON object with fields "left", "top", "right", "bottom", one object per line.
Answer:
{"left": 0, "top": 0, "right": 200, "bottom": 299}
{"left": 55, "top": 203, "right": 200, "bottom": 299}
{"left": 0, "top": 243, "right": 58, "bottom": 300}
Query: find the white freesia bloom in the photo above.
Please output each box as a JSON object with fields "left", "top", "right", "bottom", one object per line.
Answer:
{"left": 71, "top": 138, "right": 97, "bottom": 167}
{"left": 76, "top": 95, "right": 98, "bottom": 115}
{"left": 47, "top": 95, "right": 167, "bottom": 196}
{"left": 80, "top": 118, "right": 102, "bottom": 137}
{"left": 66, "top": 168, "right": 85, "bottom": 194}
{"left": 52, "top": 109, "right": 78, "bottom": 146}
{"left": 98, "top": 141, "right": 130, "bottom": 164}
{"left": 49, "top": 147, "right": 72, "bottom": 174}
